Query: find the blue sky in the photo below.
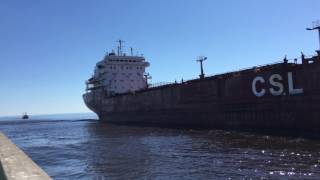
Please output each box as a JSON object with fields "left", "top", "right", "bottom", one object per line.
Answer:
{"left": 0, "top": 0, "right": 319, "bottom": 116}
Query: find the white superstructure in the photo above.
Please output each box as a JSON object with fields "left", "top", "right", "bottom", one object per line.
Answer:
{"left": 86, "top": 41, "right": 150, "bottom": 96}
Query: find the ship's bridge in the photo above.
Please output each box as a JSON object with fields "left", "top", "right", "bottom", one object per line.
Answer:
{"left": 86, "top": 41, "right": 150, "bottom": 96}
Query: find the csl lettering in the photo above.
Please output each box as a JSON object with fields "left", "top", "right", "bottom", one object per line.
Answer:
{"left": 288, "top": 72, "right": 304, "bottom": 95}
{"left": 252, "top": 72, "right": 303, "bottom": 97}
{"left": 252, "top": 76, "right": 266, "bottom": 97}
{"left": 269, "top": 74, "right": 284, "bottom": 96}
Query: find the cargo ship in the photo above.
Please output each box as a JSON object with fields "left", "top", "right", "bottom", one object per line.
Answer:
{"left": 83, "top": 28, "right": 320, "bottom": 135}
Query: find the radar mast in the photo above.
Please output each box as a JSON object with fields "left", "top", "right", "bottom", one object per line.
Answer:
{"left": 197, "top": 56, "right": 207, "bottom": 79}
{"left": 117, "top": 40, "right": 125, "bottom": 55}
{"left": 306, "top": 20, "right": 320, "bottom": 50}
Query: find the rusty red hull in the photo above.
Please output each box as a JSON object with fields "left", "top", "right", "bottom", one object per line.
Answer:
{"left": 83, "top": 53, "right": 320, "bottom": 136}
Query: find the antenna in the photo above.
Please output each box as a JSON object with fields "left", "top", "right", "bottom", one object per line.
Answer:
{"left": 196, "top": 56, "right": 207, "bottom": 79}
{"left": 306, "top": 20, "right": 320, "bottom": 50}
{"left": 117, "top": 40, "right": 125, "bottom": 55}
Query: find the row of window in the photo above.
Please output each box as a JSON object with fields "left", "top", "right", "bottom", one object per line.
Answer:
{"left": 109, "top": 66, "right": 143, "bottom": 70}
{"left": 109, "top": 79, "right": 141, "bottom": 83}
{"left": 100, "top": 72, "right": 142, "bottom": 77}
{"left": 109, "top": 59, "right": 141, "bottom": 63}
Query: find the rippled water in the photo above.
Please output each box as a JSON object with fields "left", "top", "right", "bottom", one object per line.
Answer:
{"left": 0, "top": 114, "right": 319, "bottom": 179}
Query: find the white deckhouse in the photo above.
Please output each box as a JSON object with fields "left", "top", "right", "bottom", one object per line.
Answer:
{"left": 86, "top": 41, "right": 150, "bottom": 95}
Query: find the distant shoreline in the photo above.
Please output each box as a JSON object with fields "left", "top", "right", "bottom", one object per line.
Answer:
{"left": 0, "top": 112, "right": 97, "bottom": 121}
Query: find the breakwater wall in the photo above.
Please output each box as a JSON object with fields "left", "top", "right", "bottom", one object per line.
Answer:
{"left": 0, "top": 132, "right": 51, "bottom": 180}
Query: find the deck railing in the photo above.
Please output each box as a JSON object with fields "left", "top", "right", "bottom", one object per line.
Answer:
{"left": 148, "top": 53, "right": 317, "bottom": 89}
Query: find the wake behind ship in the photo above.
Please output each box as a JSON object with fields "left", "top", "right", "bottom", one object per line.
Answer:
{"left": 83, "top": 33, "right": 320, "bottom": 135}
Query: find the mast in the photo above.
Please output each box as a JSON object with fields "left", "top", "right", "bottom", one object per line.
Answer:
{"left": 306, "top": 20, "right": 320, "bottom": 50}
{"left": 117, "top": 40, "right": 125, "bottom": 55}
{"left": 144, "top": 73, "right": 152, "bottom": 88}
{"left": 197, "top": 56, "right": 207, "bottom": 79}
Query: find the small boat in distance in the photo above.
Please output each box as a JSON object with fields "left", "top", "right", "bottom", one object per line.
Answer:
{"left": 22, "top": 112, "right": 29, "bottom": 119}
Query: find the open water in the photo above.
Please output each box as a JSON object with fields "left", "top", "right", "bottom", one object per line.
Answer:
{"left": 0, "top": 113, "right": 320, "bottom": 179}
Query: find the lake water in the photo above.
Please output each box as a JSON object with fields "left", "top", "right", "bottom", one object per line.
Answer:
{"left": 0, "top": 113, "right": 319, "bottom": 179}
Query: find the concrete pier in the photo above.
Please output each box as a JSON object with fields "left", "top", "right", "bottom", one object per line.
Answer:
{"left": 0, "top": 133, "right": 51, "bottom": 180}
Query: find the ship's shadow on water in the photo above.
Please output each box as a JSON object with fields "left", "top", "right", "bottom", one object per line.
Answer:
{"left": 99, "top": 120, "right": 320, "bottom": 140}
{"left": 0, "top": 119, "right": 320, "bottom": 179}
